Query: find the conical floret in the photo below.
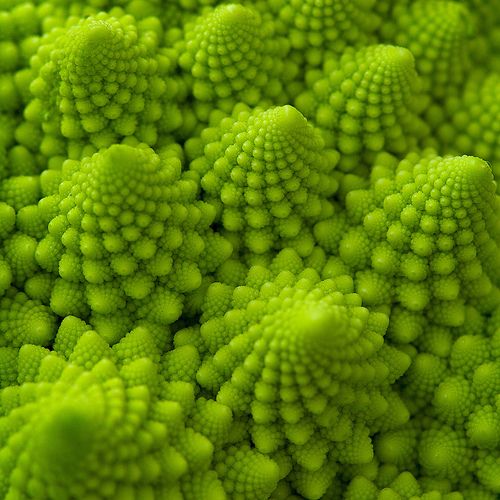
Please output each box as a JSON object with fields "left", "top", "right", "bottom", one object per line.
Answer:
{"left": 178, "top": 4, "right": 296, "bottom": 112}
{"left": 382, "top": 1, "right": 473, "bottom": 99}
{"left": 314, "top": 152, "right": 500, "bottom": 329}
{"left": 36, "top": 144, "right": 231, "bottom": 342}
{"left": 177, "top": 248, "right": 410, "bottom": 497}
{"left": 188, "top": 105, "right": 339, "bottom": 256}
{"left": 427, "top": 71, "right": 500, "bottom": 189}
{"left": 0, "top": 327, "right": 231, "bottom": 499}
{"left": 260, "top": 0, "right": 381, "bottom": 67}
{"left": 26, "top": 11, "right": 181, "bottom": 158}
{"left": 295, "top": 44, "right": 427, "bottom": 171}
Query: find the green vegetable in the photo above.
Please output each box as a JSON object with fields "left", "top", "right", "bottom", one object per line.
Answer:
{"left": 187, "top": 104, "right": 339, "bottom": 255}
{"left": 0, "top": 1, "right": 499, "bottom": 499}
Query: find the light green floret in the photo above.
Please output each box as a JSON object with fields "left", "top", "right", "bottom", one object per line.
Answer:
{"left": 0, "top": 202, "right": 15, "bottom": 239}
{"left": 0, "top": 0, "right": 103, "bottom": 47}
{"left": 314, "top": 152, "right": 500, "bottom": 331}
{"left": 36, "top": 144, "right": 232, "bottom": 343}
{"left": 19, "top": 317, "right": 279, "bottom": 499}
{"left": 0, "top": 75, "right": 21, "bottom": 116}
{"left": 174, "top": 248, "right": 410, "bottom": 498}
{"left": 472, "top": 359, "right": 500, "bottom": 404}
{"left": 295, "top": 44, "right": 428, "bottom": 171}
{"left": 0, "top": 350, "right": 225, "bottom": 498}
{"left": 178, "top": 4, "right": 297, "bottom": 115}
{"left": 0, "top": 346, "right": 18, "bottom": 389}
{"left": 16, "top": 343, "right": 53, "bottom": 383}
{"left": 0, "top": 175, "right": 41, "bottom": 210}
{"left": 384, "top": 297, "right": 500, "bottom": 496}
{"left": 374, "top": 421, "right": 419, "bottom": 472}
{"left": 0, "top": 202, "right": 15, "bottom": 296}
{"left": 407, "top": 304, "right": 500, "bottom": 494}
{"left": 345, "top": 471, "right": 464, "bottom": 500}
{"left": 427, "top": 71, "right": 500, "bottom": 187}
{"left": 0, "top": 0, "right": 499, "bottom": 497}
{"left": 2, "top": 232, "right": 40, "bottom": 287}
{"left": 16, "top": 195, "right": 60, "bottom": 240}
{"left": 382, "top": 1, "right": 473, "bottom": 99}
{"left": 26, "top": 10, "right": 182, "bottom": 159}
{"left": 259, "top": 0, "right": 381, "bottom": 67}
{"left": 0, "top": 257, "right": 11, "bottom": 297}
{"left": 0, "top": 113, "right": 20, "bottom": 181}
{"left": 0, "top": 290, "right": 57, "bottom": 347}
{"left": 0, "top": 113, "right": 18, "bottom": 148}
{"left": 214, "top": 443, "right": 280, "bottom": 500}
{"left": 418, "top": 425, "right": 472, "bottom": 483}
{"left": 35, "top": 0, "right": 172, "bottom": 25}
{"left": 459, "top": 0, "right": 500, "bottom": 71}
{"left": 467, "top": 406, "right": 500, "bottom": 450}
{"left": 51, "top": 317, "right": 166, "bottom": 373}
{"left": 475, "top": 453, "right": 500, "bottom": 494}
{"left": 187, "top": 105, "right": 339, "bottom": 256}
{"left": 432, "top": 376, "right": 474, "bottom": 425}
{"left": 162, "top": 0, "right": 220, "bottom": 19}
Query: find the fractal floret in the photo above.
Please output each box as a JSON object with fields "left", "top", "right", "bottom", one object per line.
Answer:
{"left": 344, "top": 470, "right": 463, "bottom": 500}
{"left": 427, "top": 70, "right": 500, "bottom": 184}
{"left": 256, "top": 0, "right": 381, "bottom": 67}
{"left": 372, "top": 301, "right": 500, "bottom": 496}
{"left": 0, "top": 320, "right": 279, "bottom": 499}
{"left": 25, "top": 10, "right": 182, "bottom": 158}
{"left": 314, "top": 152, "right": 499, "bottom": 326}
{"left": 173, "top": 248, "right": 411, "bottom": 498}
{"left": 295, "top": 44, "right": 428, "bottom": 171}
{"left": 178, "top": 4, "right": 297, "bottom": 114}
{"left": 1, "top": 0, "right": 500, "bottom": 498}
{"left": 35, "top": 144, "right": 231, "bottom": 342}
{"left": 380, "top": 1, "right": 474, "bottom": 99}
{"left": 0, "top": 289, "right": 57, "bottom": 347}
{"left": 187, "top": 105, "right": 339, "bottom": 255}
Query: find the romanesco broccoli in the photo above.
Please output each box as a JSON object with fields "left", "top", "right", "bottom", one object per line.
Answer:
{"left": 0, "top": 0, "right": 499, "bottom": 499}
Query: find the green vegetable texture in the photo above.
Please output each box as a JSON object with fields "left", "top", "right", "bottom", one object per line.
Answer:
{"left": 0, "top": 0, "right": 499, "bottom": 499}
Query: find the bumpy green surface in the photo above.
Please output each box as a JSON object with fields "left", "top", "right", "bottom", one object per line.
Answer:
{"left": 176, "top": 248, "right": 410, "bottom": 498}
{"left": 315, "top": 153, "right": 499, "bottom": 326}
{"left": 0, "top": 321, "right": 278, "bottom": 499}
{"left": 295, "top": 44, "right": 428, "bottom": 171}
{"left": 381, "top": 1, "right": 473, "bottom": 99}
{"left": 35, "top": 144, "right": 231, "bottom": 342}
{"left": 426, "top": 71, "right": 500, "bottom": 184}
{"left": 0, "top": 0, "right": 500, "bottom": 499}
{"left": 254, "top": 0, "right": 381, "bottom": 68}
{"left": 345, "top": 471, "right": 463, "bottom": 500}
{"left": 187, "top": 105, "right": 339, "bottom": 255}
{"left": 179, "top": 4, "right": 294, "bottom": 108}
{"left": 26, "top": 10, "right": 182, "bottom": 157}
